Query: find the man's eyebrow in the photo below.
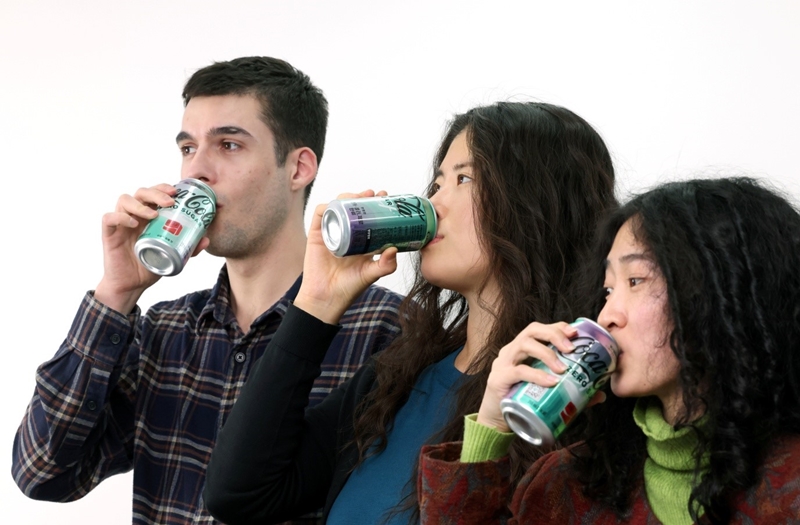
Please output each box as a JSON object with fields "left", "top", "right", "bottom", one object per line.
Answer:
{"left": 175, "top": 126, "right": 253, "bottom": 144}
{"left": 209, "top": 126, "right": 253, "bottom": 138}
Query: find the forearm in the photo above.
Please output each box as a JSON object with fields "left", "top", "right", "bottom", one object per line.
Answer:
{"left": 205, "top": 304, "right": 342, "bottom": 524}
{"left": 419, "top": 439, "right": 514, "bottom": 525}
{"left": 12, "top": 292, "right": 137, "bottom": 500}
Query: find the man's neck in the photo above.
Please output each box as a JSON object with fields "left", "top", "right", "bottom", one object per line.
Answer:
{"left": 225, "top": 224, "right": 307, "bottom": 334}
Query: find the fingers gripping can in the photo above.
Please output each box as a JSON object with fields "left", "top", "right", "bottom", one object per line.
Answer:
{"left": 134, "top": 179, "right": 216, "bottom": 276}
{"left": 321, "top": 194, "right": 437, "bottom": 257}
{"left": 500, "top": 318, "right": 619, "bottom": 446}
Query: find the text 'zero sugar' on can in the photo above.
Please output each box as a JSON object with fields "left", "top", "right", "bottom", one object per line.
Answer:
{"left": 500, "top": 317, "right": 619, "bottom": 446}
{"left": 134, "top": 179, "right": 217, "bottom": 276}
{"left": 321, "top": 194, "right": 437, "bottom": 257}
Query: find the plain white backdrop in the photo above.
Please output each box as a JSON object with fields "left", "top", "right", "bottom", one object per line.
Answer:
{"left": 1, "top": 1, "right": 798, "bottom": 523}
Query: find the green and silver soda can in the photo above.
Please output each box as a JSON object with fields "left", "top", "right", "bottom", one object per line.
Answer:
{"left": 321, "top": 194, "right": 437, "bottom": 257}
{"left": 134, "top": 179, "right": 216, "bottom": 276}
{"left": 500, "top": 318, "right": 619, "bottom": 446}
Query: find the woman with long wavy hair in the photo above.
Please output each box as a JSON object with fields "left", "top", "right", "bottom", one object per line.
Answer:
{"left": 419, "top": 177, "right": 800, "bottom": 524}
{"left": 204, "top": 101, "right": 616, "bottom": 524}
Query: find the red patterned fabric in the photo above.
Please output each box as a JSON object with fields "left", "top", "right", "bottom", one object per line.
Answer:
{"left": 419, "top": 436, "right": 800, "bottom": 524}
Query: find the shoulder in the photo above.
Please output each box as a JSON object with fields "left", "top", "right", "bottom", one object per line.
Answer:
{"left": 144, "top": 288, "right": 213, "bottom": 318}
{"left": 754, "top": 433, "right": 800, "bottom": 486}
{"left": 147, "top": 288, "right": 211, "bottom": 315}
{"left": 733, "top": 434, "right": 800, "bottom": 521}
{"left": 340, "top": 284, "right": 404, "bottom": 330}
{"left": 348, "top": 284, "right": 404, "bottom": 311}
{"left": 755, "top": 433, "right": 800, "bottom": 482}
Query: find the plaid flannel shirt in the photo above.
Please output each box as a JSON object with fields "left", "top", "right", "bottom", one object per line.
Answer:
{"left": 12, "top": 266, "right": 403, "bottom": 524}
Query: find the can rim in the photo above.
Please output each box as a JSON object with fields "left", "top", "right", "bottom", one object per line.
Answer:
{"left": 573, "top": 317, "right": 619, "bottom": 358}
{"left": 136, "top": 241, "right": 181, "bottom": 276}
{"left": 500, "top": 400, "right": 555, "bottom": 447}
{"left": 321, "top": 203, "right": 350, "bottom": 257}
{"left": 178, "top": 178, "right": 217, "bottom": 202}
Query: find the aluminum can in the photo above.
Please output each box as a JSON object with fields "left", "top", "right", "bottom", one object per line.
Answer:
{"left": 134, "top": 179, "right": 217, "bottom": 276}
{"left": 321, "top": 194, "right": 437, "bottom": 257}
{"left": 500, "top": 317, "right": 619, "bottom": 446}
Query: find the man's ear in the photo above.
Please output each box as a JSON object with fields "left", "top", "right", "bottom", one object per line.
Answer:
{"left": 287, "top": 147, "right": 318, "bottom": 192}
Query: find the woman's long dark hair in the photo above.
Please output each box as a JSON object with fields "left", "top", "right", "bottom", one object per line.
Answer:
{"left": 350, "top": 102, "right": 617, "bottom": 502}
{"left": 575, "top": 177, "right": 800, "bottom": 523}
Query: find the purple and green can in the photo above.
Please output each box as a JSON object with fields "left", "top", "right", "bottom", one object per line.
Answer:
{"left": 321, "top": 194, "right": 437, "bottom": 257}
{"left": 134, "top": 179, "right": 217, "bottom": 276}
{"left": 500, "top": 317, "right": 619, "bottom": 446}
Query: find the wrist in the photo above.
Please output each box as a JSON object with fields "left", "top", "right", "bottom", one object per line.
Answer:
{"left": 293, "top": 291, "right": 348, "bottom": 325}
{"left": 477, "top": 399, "right": 511, "bottom": 433}
{"left": 476, "top": 414, "right": 510, "bottom": 433}
{"left": 94, "top": 281, "right": 145, "bottom": 315}
{"left": 461, "top": 414, "right": 516, "bottom": 463}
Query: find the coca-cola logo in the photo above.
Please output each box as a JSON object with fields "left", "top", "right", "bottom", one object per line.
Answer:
{"left": 174, "top": 188, "right": 191, "bottom": 202}
{"left": 159, "top": 189, "right": 215, "bottom": 228}
{"left": 393, "top": 196, "right": 427, "bottom": 223}
{"left": 562, "top": 340, "right": 613, "bottom": 390}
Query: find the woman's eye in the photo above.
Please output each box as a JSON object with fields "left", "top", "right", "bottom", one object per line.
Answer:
{"left": 458, "top": 174, "right": 473, "bottom": 184}
{"left": 603, "top": 286, "right": 613, "bottom": 298}
{"left": 430, "top": 183, "right": 441, "bottom": 195}
{"left": 629, "top": 277, "right": 643, "bottom": 287}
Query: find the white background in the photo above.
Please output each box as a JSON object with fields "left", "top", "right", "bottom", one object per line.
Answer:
{"left": 2, "top": 1, "right": 798, "bottom": 523}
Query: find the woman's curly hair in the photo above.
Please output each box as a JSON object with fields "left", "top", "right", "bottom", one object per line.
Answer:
{"left": 575, "top": 177, "right": 800, "bottom": 524}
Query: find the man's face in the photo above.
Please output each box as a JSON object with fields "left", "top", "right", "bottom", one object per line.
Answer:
{"left": 177, "top": 94, "right": 291, "bottom": 259}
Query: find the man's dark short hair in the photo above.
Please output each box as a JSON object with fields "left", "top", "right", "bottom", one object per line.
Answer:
{"left": 183, "top": 57, "right": 328, "bottom": 204}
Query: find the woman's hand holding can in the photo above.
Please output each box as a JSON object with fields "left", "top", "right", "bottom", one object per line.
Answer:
{"left": 294, "top": 190, "right": 399, "bottom": 325}
{"left": 477, "top": 322, "right": 577, "bottom": 433}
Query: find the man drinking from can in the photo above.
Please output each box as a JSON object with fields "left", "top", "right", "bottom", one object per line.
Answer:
{"left": 12, "top": 56, "right": 403, "bottom": 525}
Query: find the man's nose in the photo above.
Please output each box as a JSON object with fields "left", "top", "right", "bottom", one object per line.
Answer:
{"left": 184, "top": 148, "right": 216, "bottom": 184}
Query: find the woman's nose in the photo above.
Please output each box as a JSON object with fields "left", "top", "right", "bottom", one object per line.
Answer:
{"left": 597, "top": 293, "right": 623, "bottom": 331}
{"left": 429, "top": 187, "right": 447, "bottom": 217}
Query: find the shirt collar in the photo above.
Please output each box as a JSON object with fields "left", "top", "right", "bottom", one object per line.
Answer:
{"left": 197, "top": 265, "right": 303, "bottom": 330}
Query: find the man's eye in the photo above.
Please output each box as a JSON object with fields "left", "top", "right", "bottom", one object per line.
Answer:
{"left": 222, "top": 142, "right": 240, "bottom": 151}
{"left": 180, "top": 145, "right": 196, "bottom": 156}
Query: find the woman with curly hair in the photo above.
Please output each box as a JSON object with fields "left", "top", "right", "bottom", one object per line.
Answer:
{"left": 419, "top": 177, "right": 800, "bottom": 524}
{"left": 203, "top": 101, "right": 616, "bottom": 524}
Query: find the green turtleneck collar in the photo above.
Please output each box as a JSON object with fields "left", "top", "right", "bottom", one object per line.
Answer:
{"left": 632, "top": 398, "right": 709, "bottom": 525}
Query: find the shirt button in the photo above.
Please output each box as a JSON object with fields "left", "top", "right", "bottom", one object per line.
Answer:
{"left": 110, "top": 334, "right": 121, "bottom": 344}
{"left": 86, "top": 400, "right": 98, "bottom": 411}
{"left": 234, "top": 352, "right": 246, "bottom": 363}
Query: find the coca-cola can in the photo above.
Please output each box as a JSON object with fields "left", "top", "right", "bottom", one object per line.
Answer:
{"left": 321, "top": 194, "right": 437, "bottom": 257}
{"left": 134, "top": 179, "right": 216, "bottom": 276}
{"left": 500, "top": 317, "right": 619, "bottom": 446}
